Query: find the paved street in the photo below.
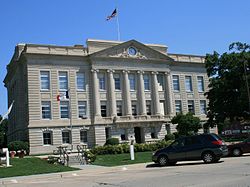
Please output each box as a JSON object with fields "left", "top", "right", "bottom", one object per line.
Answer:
{"left": 1, "top": 155, "right": 250, "bottom": 187}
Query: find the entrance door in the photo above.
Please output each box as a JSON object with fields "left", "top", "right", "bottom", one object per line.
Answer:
{"left": 134, "top": 127, "right": 142, "bottom": 143}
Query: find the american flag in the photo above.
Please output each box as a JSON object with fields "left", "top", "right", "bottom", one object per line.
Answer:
{"left": 106, "top": 9, "right": 117, "bottom": 21}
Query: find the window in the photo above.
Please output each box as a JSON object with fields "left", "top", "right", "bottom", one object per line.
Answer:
{"left": 60, "top": 101, "right": 69, "bottom": 118}
{"left": 76, "top": 72, "right": 85, "bottom": 90}
{"left": 143, "top": 74, "right": 150, "bottom": 90}
{"left": 98, "top": 73, "right": 105, "bottom": 90}
{"left": 43, "top": 131, "right": 52, "bottom": 145}
{"left": 197, "top": 76, "right": 204, "bottom": 92}
{"left": 151, "top": 127, "right": 158, "bottom": 139}
{"left": 78, "top": 101, "right": 87, "bottom": 118}
{"left": 172, "top": 75, "right": 180, "bottom": 91}
{"left": 175, "top": 100, "right": 182, "bottom": 114}
{"left": 132, "top": 102, "right": 137, "bottom": 116}
{"left": 116, "top": 101, "right": 122, "bottom": 116}
{"left": 105, "top": 127, "right": 111, "bottom": 140}
{"left": 200, "top": 100, "right": 207, "bottom": 114}
{"left": 146, "top": 101, "right": 151, "bottom": 115}
{"left": 59, "top": 72, "right": 68, "bottom": 90}
{"left": 188, "top": 100, "right": 195, "bottom": 114}
{"left": 185, "top": 76, "right": 193, "bottom": 92}
{"left": 114, "top": 73, "right": 121, "bottom": 90}
{"left": 101, "top": 101, "right": 107, "bottom": 117}
{"left": 62, "top": 130, "right": 71, "bottom": 144}
{"left": 120, "top": 129, "right": 128, "bottom": 141}
{"left": 80, "top": 130, "right": 88, "bottom": 143}
{"left": 41, "top": 101, "right": 51, "bottom": 119}
{"left": 40, "top": 71, "right": 50, "bottom": 90}
{"left": 129, "top": 74, "right": 136, "bottom": 91}
{"left": 157, "top": 74, "right": 164, "bottom": 91}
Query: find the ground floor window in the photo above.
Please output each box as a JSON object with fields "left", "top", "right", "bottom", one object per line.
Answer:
{"left": 151, "top": 127, "right": 158, "bottom": 139}
{"left": 43, "top": 131, "right": 52, "bottom": 145}
{"left": 62, "top": 130, "right": 71, "bottom": 144}
{"left": 105, "top": 127, "right": 111, "bottom": 140}
{"left": 80, "top": 130, "right": 88, "bottom": 143}
{"left": 120, "top": 129, "right": 128, "bottom": 141}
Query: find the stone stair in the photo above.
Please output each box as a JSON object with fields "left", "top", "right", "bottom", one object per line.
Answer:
{"left": 67, "top": 154, "right": 86, "bottom": 166}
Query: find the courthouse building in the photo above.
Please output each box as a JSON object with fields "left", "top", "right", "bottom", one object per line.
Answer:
{"left": 4, "top": 39, "right": 214, "bottom": 154}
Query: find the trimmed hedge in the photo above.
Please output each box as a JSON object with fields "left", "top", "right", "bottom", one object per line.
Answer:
{"left": 105, "top": 138, "right": 119, "bottom": 146}
{"left": 7, "top": 141, "right": 29, "bottom": 153}
{"left": 90, "top": 140, "right": 173, "bottom": 155}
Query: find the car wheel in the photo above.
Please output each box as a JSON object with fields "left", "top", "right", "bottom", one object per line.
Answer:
{"left": 232, "top": 148, "right": 242, "bottom": 157}
{"left": 202, "top": 152, "right": 215, "bottom": 164}
{"left": 158, "top": 155, "right": 168, "bottom": 166}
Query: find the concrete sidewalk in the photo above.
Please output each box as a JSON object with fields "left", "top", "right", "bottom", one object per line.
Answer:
{"left": 0, "top": 162, "right": 151, "bottom": 185}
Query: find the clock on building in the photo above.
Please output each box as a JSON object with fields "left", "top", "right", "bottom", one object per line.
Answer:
{"left": 128, "top": 47, "right": 137, "bottom": 56}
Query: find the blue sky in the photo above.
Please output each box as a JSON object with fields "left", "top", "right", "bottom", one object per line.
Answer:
{"left": 0, "top": 0, "right": 250, "bottom": 115}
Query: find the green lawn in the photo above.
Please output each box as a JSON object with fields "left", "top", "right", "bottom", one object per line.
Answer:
{"left": 93, "top": 151, "right": 153, "bottom": 166}
{"left": 0, "top": 157, "right": 79, "bottom": 178}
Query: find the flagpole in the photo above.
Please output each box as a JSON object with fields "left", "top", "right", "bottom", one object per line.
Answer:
{"left": 116, "top": 7, "right": 121, "bottom": 41}
{"left": 69, "top": 88, "right": 73, "bottom": 150}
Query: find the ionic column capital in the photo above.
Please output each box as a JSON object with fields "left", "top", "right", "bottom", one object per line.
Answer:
{"left": 151, "top": 71, "right": 158, "bottom": 75}
{"left": 165, "top": 71, "right": 171, "bottom": 76}
{"left": 107, "top": 69, "right": 115, "bottom": 73}
{"left": 91, "top": 69, "right": 99, "bottom": 73}
{"left": 122, "top": 70, "right": 130, "bottom": 74}
{"left": 137, "top": 70, "right": 144, "bottom": 74}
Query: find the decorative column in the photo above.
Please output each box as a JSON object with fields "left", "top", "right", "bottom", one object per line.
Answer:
{"left": 107, "top": 69, "right": 117, "bottom": 117}
{"left": 137, "top": 71, "right": 147, "bottom": 115}
{"left": 151, "top": 71, "right": 161, "bottom": 115}
{"left": 91, "top": 69, "right": 101, "bottom": 117}
{"left": 123, "top": 70, "right": 132, "bottom": 116}
{"left": 165, "top": 71, "right": 173, "bottom": 115}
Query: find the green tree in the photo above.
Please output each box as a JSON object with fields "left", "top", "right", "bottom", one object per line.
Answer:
{"left": 205, "top": 42, "right": 250, "bottom": 131}
{"left": 0, "top": 116, "right": 8, "bottom": 148}
{"left": 171, "top": 113, "right": 201, "bottom": 136}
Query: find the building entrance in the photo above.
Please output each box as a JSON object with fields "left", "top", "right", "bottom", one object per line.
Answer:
{"left": 134, "top": 127, "right": 142, "bottom": 143}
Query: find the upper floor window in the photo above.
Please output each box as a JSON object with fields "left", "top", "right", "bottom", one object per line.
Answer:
{"left": 143, "top": 74, "right": 150, "bottom": 91}
{"left": 157, "top": 74, "right": 164, "bottom": 91}
{"left": 78, "top": 101, "right": 87, "bottom": 118}
{"left": 80, "top": 130, "right": 88, "bottom": 143}
{"left": 101, "top": 101, "right": 107, "bottom": 117}
{"left": 76, "top": 72, "right": 85, "bottom": 90}
{"left": 197, "top": 76, "right": 204, "bottom": 92}
{"left": 200, "top": 100, "right": 207, "bottom": 114}
{"left": 146, "top": 101, "right": 151, "bottom": 115}
{"left": 98, "top": 73, "right": 106, "bottom": 90}
{"left": 40, "top": 71, "right": 50, "bottom": 90}
{"left": 129, "top": 74, "right": 136, "bottom": 91}
{"left": 114, "top": 73, "right": 121, "bottom": 90}
{"left": 185, "top": 76, "right": 193, "bottom": 92}
{"left": 175, "top": 100, "right": 182, "bottom": 114}
{"left": 60, "top": 101, "right": 69, "bottom": 118}
{"left": 172, "top": 75, "right": 180, "bottom": 91}
{"left": 59, "top": 72, "right": 68, "bottom": 91}
{"left": 43, "top": 131, "right": 53, "bottom": 145}
{"left": 116, "top": 101, "right": 122, "bottom": 116}
{"left": 41, "top": 101, "right": 51, "bottom": 119}
{"left": 188, "top": 100, "right": 195, "bottom": 114}
{"left": 132, "top": 101, "right": 137, "bottom": 116}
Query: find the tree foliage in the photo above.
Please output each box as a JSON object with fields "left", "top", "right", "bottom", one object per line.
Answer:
{"left": 205, "top": 42, "right": 250, "bottom": 130}
{"left": 171, "top": 113, "right": 201, "bottom": 136}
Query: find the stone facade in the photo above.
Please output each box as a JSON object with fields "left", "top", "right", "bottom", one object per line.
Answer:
{"left": 4, "top": 39, "right": 216, "bottom": 154}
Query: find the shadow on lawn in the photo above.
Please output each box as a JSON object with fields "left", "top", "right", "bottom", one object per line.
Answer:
{"left": 146, "top": 161, "right": 224, "bottom": 168}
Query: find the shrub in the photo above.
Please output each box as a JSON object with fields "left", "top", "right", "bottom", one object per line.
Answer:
{"left": 7, "top": 141, "right": 29, "bottom": 153}
{"left": 90, "top": 140, "right": 173, "bottom": 155}
{"left": 105, "top": 138, "right": 119, "bottom": 146}
{"left": 47, "top": 156, "right": 59, "bottom": 164}
{"left": 165, "top": 134, "right": 175, "bottom": 141}
{"left": 85, "top": 151, "right": 96, "bottom": 163}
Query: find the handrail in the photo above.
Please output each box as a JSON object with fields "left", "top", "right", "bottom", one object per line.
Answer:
{"left": 57, "top": 146, "right": 69, "bottom": 166}
{"left": 77, "top": 145, "right": 88, "bottom": 164}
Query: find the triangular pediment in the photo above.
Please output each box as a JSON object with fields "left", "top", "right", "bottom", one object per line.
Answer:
{"left": 89, "top": 40, "right": 174, "bottom": 61}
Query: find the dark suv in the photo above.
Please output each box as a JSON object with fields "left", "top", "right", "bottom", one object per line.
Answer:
{"left": 152, "top": 133, "right": 228, "bottom": 166}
